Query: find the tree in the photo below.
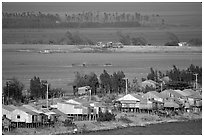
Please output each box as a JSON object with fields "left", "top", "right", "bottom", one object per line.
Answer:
{"left": 30, "top": 76, "right": 41, "bottom": 99}
{"left": 147, "top": 67, "right": 157, "bottom": 81}
{"left": 110, "top": 72, "right": 118, "bottom": 93}
{"left": 49, "top": 88, "right": 65, "bottom": 98}
{"left": 117, "top": 31, "right": 131, "bottom": 45}
{"left": 41, "top": 80, "right": 49, "bottom": 99}
{"left": 165, "top": 32, "right": 179, "bottom": 46}
{"left": 30, "top": 76, "right": 48, "bottom": 100}
{"left": 88, "top": 72, "right": 99, "bottom": 95}
{"left": 110, "top": 71, "right": 126, "bottom": 94}
{"left": 117, "top": 71, "right": 126, "bottom": 93}
{"left": 3, "top": 77, "right": 24, "bottom": 105}
{"left": 146, "top": 64, "right": 202, "bottom": 90}
{"left": 130, "top": 77, "right": 142, "bottom": 93}
{"left": 100, "top": 70, "right": 111, "bottom": 94}
{"left": 188, "top": 38, "right": 202, "bottom": 46}
{"left": 73, "top": 72, "right": 99, "bottom": 95}
{"left": 21, "top": 89, "right": 31, "bottom": 104}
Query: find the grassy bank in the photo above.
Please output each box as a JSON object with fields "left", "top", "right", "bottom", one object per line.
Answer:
{"left": 3, "top": 44, "right": 202, "bottom": 53}
{"left": 73, "top": 112, "right": 202, "bottom": 134}
{"left": 5, "top": 112, "right": 201, "bottom": 135}
{"left": 115, "top": 46, "right": 202, "bottom": 53}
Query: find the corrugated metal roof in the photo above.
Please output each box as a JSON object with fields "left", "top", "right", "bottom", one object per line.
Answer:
{"left": 2, "top": 105, "right": 17, "bottom": 112}
{"left": 51, "top": 109, "right": 67, "bottom": 117}
{"left": 144, "top": 91, "right": 165, "bottom": 99}
{"left": 44, "top": 111, "right": 56, "bottom": 115}
{"left": 162, "top": 89, "right": 184, "bottom": 98}
{"left": 188, "top": 93, "right": 202, "bottom": 99}
{"left": 182, "top": 89, "right": 197, "bottom": 96}
{"left": 174, "top": 90, "right": 189, "bottom": 97}
{"left": 40, "top": 108, "right": 56, "bottom": 115}
{"left": 59, "top": 101, "right": 78, "bottom": 105}
{"left": 18, "top": 106, "right": 39, "bottom": 115}
{"left": 164, "top": 101, "right": 179, "bottom": 108}
{"left": 22, "top": 105, "right": 44, "bottom": 114}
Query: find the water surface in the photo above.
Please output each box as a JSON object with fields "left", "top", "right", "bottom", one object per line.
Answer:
{"left": 85, "top": 120, "right": 202, "bottom": 135}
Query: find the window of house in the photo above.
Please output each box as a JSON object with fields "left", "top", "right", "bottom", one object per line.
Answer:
{"left": 17, "top": 115, "right": 20, "bottom": 119}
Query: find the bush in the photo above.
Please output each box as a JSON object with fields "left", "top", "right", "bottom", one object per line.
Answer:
{"left": 63, "top": 31, "right": 94, "bottom": 45}
{"left": 164, "top": 41, "right": 179, "bottom": 46}
{"left": 63, "top": 119, "right": 75, "bottom": 127}
{"left": 188, "top": 38, "right": 202, "bottom": 46}
{"left": 117, "top": 31, "right": 131, "bottom": 45}
{"left": 97, "top": 110, "right": 115, "bottom": 122}
{"left": 132, "top": 37, "right": 147, "bottom": 46}
{"left": 118, "top": 116, "right": 133, "bottom": 123}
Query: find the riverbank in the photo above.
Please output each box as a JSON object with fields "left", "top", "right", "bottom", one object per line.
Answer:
{"left": 84, "top": 118, "right": 202, "bottom": 135}
{"left": 2, "top": 44, "right": 202, "bottom": 54}
{"left": 6, "top": 112, "right": 201, "bottom": 135}
{"left": 72, "top": 112, "right": 202, "bottom": 135}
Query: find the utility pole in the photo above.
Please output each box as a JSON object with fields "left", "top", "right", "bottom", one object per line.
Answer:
{"left": 160, "top": 82, "right": 163, "bottom": 92}
{"left": 89, "top": 88, "right": 91, "bottom": 102}
{"left": 123, "top": 78, "right": 128, "bottom": 95}
{"left": 46, "top": 83, "right": 49, "bottom": 109}
{"left": 193, "top": 73, "right": 198, "bottom": 90}
{"left": 6, "top": 81, "right": 9, "bottom": 105}
{"left": 2, "top": 93, "right": 4, "bottom": 105}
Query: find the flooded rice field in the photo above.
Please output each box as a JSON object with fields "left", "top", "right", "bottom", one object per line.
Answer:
{"left": 2, "top": 44, "right": 202, "bottom": 93}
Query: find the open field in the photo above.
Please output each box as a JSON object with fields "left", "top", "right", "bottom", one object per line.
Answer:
{"left": 2, "top": 26, "right": 201, "bottom": 45}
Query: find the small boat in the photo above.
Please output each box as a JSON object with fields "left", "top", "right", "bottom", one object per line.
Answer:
{"left": 104, "top": 63, "right": 112, "bottom": 67}
{"left": 39, "top": 50, "right": 50, "bottom": 54}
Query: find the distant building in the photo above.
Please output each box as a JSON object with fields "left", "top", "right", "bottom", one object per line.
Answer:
{"left": 141, "top": 80, "right": 158, "bottom": 89}
{"left": 178, "top": 42, "right": 189, "bottom": 47}
{"left": 78, "top": 86, "right": 91, "bottom": 95}
{"left": 116, "top": 93, "right": 141, "bottom": 112}
{"left": 57, "top": 97, "right": 100, "bottom": 121}
{"left": 12, "top": 106, "right": 39, "bottom": 123}
{"left": 142, "top": 91, "right": 165, "bottom": 102}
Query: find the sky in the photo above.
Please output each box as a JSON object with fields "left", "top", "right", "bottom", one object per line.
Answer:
{"left": 2, "top": 2, "right": 202, "bottom": 16}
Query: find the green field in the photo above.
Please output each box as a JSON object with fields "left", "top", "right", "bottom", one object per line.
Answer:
{"left": 2, "top": 26, "right": 202, "bottom": 46}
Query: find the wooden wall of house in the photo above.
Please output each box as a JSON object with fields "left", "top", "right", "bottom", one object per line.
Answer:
{"left": 2, "top": 109, "right": 12, "bottom": 120}
{"left": 121, "top": 102, "right": 140, "bottom": 108}
{"left": 12, "top": 109, "right": 31, "bottom": 123}
{"left": 57, "top": 103, "right": 83, "bottom": 114}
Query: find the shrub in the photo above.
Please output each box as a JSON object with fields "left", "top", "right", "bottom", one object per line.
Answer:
{"left": 132, "top": 37, "right": 147, "bottom": 46}
{"left": 63, "top": 31, "right": 94, "bottom": 45}
{"left": 63, "top": 119, "right": 75, "bottom": 127}
{"left": 164, "top": 41, "right": 179, "bottom": 46}
{"left": 188, "top": 38, "right": 202, "bottom": 46}
{"left": 118, "top": 116, "right": 133, "bottom": 123}
{"left": 97, "top": 110, "right": 115, "bottom": 122}
{"left": 117, "top": 31, "right": 131, "bottom": 45}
